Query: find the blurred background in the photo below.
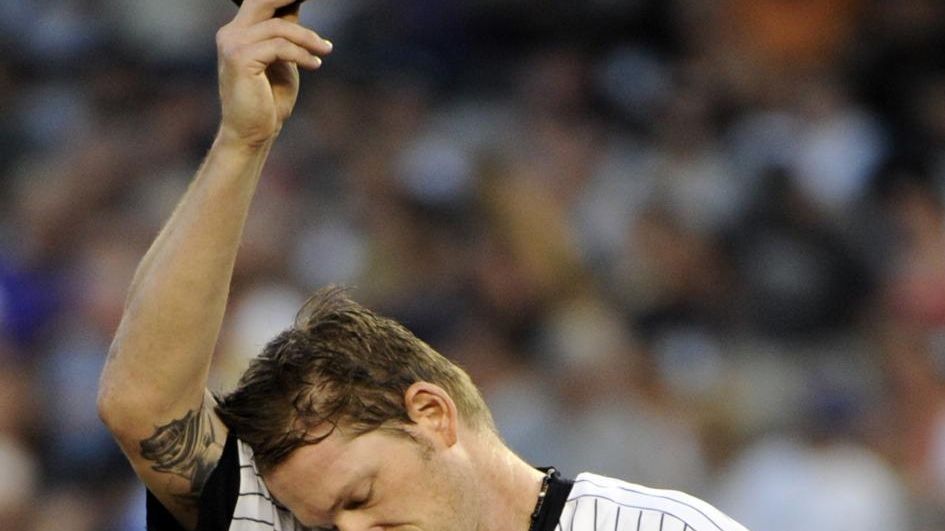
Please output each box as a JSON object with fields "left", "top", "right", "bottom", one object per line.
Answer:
{"left": 2, "top": 0, "right": 945, "bottom": 529}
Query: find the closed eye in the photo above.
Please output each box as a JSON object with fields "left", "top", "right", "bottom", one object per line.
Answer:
{"left": 342, "top": 483, "right": 373, "bottom": 511}
{"left": 342, "top": 499, "right": 366, "bottom": 511}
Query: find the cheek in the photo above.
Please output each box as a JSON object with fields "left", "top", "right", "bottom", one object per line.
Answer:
{"left": 378, "top": 452, "right": 468, "bottom": 520}
{"left": 367, "top": 452, "right": 438, "bottom": 517}
{"left": 424, "top": 456, "right": 481, "bottom": 528}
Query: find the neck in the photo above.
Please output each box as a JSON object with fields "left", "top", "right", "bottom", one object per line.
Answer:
{"left": 470, "top": 433, "right": 546, "bottom": 531}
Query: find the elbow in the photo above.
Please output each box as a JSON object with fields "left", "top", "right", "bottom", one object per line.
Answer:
{"left": 97, "top": 342, "right": 139, "bottom": 434}
{"left": 98, "top": 341, "right": 119, "bottom": 429}
{"left": 96, "top": 381, "right": 121, "bottom": 433}
{"left": 97, "top": 357, "right": 134, "bottom": 435}
{"left": 97, "top": 357, "right": 184, "bottom": 438}
{"left": 97, "top": 347, "right": 120, "bottom": 430}
{"left": 97, "top": 375, "right": 143, "bottom": 437}
{"left": 97, "top": 382, "right": 148, "bottom": 440}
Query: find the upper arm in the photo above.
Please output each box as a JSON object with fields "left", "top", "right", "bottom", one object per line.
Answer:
{"left": 110, "top": 390, "right": 229, "bottom": 530}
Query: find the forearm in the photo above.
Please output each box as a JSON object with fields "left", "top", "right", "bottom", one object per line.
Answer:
{"left": 99, "top": 134, "right": 272, "bottom": 429}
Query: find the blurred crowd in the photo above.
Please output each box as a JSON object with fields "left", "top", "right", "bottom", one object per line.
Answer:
{"left": 3, "top": 0, "right": 945, "bottom": 529}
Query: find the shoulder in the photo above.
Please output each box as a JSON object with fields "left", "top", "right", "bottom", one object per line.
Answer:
{"left": 148, "top": 434, "right": 306, "bottom": 531}
{"left": 562, "top": 473, "right": 750, "bottom": 531}
{"left": 227, "top": 439, "right": 304, "bottom": 531}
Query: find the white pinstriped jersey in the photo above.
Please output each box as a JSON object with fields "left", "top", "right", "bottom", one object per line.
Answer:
{"left": 229, "top": 439, "right": 306, "bottom": 530}
{"left": 148, "top": 436, "right": 748, "bottom": 531}
{"left": 558, "top": 473, "right": 749, "bottom": 531}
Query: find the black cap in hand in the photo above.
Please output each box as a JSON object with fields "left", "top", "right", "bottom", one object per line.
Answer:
{"left": 230, "top": 0, "right": 306, "bottom": 17}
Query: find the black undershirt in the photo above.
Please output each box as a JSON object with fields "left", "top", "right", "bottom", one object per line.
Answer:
{"left": 146, "top": 433, "right": 240, "bottom": 531}
{"left": 146, "top": 433, "right": 574, "bottom": 531}
{"left": 532, "top": 469, "right": 575, "bottom": 531}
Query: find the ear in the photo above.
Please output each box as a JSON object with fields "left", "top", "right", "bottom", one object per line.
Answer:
{"left": 403, "top": 382, "right": 458, "bottom": 447}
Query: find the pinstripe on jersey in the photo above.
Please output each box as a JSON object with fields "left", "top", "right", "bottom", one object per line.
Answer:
{"left": 229, "top": 440, "right": 307, "bottom": 530}
{"left": 557, "top": 473, "right": 749, "bottom": 531}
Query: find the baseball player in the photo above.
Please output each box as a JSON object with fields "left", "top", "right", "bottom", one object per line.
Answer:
{"left": 97, "top": 1, "right": 751, "bottom": 530}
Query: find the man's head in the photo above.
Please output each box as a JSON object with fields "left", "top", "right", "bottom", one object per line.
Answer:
{"left": 215, "top": 287, "right": 497, "bottom": 528}
{"left": 217, "top": 286, "right": 495, "bottom": 472}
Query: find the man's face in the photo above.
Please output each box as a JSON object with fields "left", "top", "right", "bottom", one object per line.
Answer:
{"left": 263, "top": 426, "right": 479, "bottom": 531}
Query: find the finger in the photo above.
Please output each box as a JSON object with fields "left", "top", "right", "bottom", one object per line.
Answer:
{"left": 245, "top": 38, "right": 323, "bottom": 71}
{"left": 233, "top": 0, "right": 301, "bottom": 26}
{"left": 274, "top": 1, "right": 303, "bottom": 20}
{"left": 241, "top": 18, "right": 332, "bottom": 56}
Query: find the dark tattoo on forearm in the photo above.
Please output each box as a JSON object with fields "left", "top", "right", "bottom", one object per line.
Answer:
{"left": 140, "top": 406, "right": 222, "bottom": 505}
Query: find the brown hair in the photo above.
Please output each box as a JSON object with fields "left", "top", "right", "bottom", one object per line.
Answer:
{"left": 215, "top": 286, "right": 494, "bottom": 472}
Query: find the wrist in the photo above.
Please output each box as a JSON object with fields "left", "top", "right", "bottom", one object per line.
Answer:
{"left": 215, "top": 124, "right": 279, "bottom": 155}
{"left": 201, "top": 128, "right": 276, "bottom": 190}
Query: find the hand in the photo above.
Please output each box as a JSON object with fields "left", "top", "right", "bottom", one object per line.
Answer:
{"left": 216, "top": 0, "right": 332, "bottom": 148}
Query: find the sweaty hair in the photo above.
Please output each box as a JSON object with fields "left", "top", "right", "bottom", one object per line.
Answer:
{"left": 215, "top": 286, "right": 494, "bottom": 472}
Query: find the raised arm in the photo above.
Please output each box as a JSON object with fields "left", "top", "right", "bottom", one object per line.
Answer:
{"left": 97, "top": 1, "right": 331, "bottom": 528}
